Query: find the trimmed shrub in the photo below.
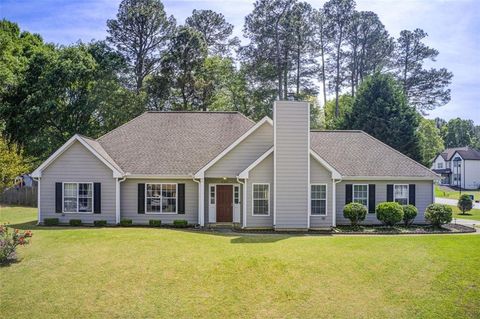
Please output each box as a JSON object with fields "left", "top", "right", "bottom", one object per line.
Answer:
{"left": 402, "top": 205, "right": 418, "bottom": 227}
{"left": 44, "top": 218, "right": 59, "bottom": 226}
{"left": 69, "top": 219, "right": 82, "bottom": 226}
{"left": 425, "top": 204, "right": 452, "bottom": 227}
{"left": 149, "top": 220, "right": 162, "bottom": 227}
{"left": 120, "top": 219, "right": 133, "bottom": 227}
{"left": 343, "top": 203, "right": 367, "bottom": 226}
{"left": 376, "top": 202, "right": 403, "bottom": 226}
{"left": 457, "top": 194, "right": 473, "bottom": 215}
{"left": 94, "top": 220, "right": 107, "bottom": 227}
{"left": 173, "top": 220, "right": 188, "bottom": 228}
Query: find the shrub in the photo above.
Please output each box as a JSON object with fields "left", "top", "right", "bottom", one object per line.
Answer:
{"left": 69, "top": 219, "right": 82, "bottom": 226}
{"left": 343, "top": 203, "right": 367, "bottom": 226}
{"left": 376, "top": 202, "right": 403, "bottom": 226}
{"left": 0, "top": 224, "right": 33, "bottom": 264}
{"left": 457, "top": 194, "right": 473, "bottom": 215}
{"left": 402, "top": 205, "right": 418, "bottom": 227}
{"left": 94, "top": 220, "right": 107, "bottom": 227}
{"left": 173, "top": 220, "right": 188, "bottom": 228}
{"left": 149, "top": 220, "right": 162, "bottom": 227}
{"left": 425, "top": 204, "right": 452, "bottom": 227}
{"left": 44, "top": 218, "right": 59, "bottom": 226}
{"left": 120, "top": 219, "right": 132, "bottom": 227}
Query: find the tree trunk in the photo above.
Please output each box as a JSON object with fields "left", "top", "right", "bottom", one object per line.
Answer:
{"left": 320, "top": 29, "right": 327, "bottom": 106}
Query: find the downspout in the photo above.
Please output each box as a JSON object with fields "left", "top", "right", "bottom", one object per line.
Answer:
{"left": 237, "top": 177, "right": 247, "bottom": 229}
{"left": 332, "top": 178, "right": 342, "bottom": 228}
{"left": 116, "top": 177, "right": 126, "bottom": 224}
{"left": 193, "top": 177, "right": 204, "bottom": 227}
{"left": 33, "top": 177, "right": 41, "bottom": 225}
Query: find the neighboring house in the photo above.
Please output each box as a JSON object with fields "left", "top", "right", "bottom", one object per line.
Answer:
{"left": 32, "top": 101, "right": 438, "bottom": 230}
{"left": 431, "top": 147, "right": 480, "bottom": 190}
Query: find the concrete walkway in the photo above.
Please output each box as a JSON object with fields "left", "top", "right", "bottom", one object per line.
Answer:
{"left": 435, "top": 197, "right": 480, "bottom": 209}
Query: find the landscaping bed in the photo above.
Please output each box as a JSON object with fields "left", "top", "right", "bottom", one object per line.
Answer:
{"left": 334, "top": 224, "right": 476, "bottom": 234}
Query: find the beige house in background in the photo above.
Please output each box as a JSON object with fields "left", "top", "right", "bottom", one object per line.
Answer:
{"left": 32, "top": 101, "right": 439, "bottom": 230}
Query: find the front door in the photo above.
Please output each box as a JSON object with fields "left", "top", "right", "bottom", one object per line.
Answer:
{"left": 216, "top": 185, "right": 233, "bottom": 222}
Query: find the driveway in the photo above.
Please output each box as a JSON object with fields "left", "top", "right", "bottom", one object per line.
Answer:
{"left": 435, "top": 197, "right": 480, "bottom": 209}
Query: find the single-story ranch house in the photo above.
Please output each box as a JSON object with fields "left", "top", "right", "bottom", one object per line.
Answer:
{"left": 32, "top": 101, "right": 439, "bottom": 230}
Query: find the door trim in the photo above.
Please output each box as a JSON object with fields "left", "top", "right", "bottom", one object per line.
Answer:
{"left": 208, "top": 183, "right": 241, "bottom": 223}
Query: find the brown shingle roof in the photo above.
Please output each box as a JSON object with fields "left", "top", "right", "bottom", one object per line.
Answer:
{"left": 440, "top": 147, "right": 480, "bottom": 160}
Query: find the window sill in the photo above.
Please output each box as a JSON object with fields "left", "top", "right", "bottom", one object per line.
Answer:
{"left": 62, "top": 212, "right": 93, "bottom": 214}
{"left": 252, "top": 214, "right": 271, "bottom": 217}
{"left": 145, "top": 212, "right": 178, "bottom": 215}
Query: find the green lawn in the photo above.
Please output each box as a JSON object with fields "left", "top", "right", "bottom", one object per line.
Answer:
{"left": 435, "top": 185, "right": 480, "bottom": 200}
{"left": 1, "top": 206, "right": 479, "bottom": 319}
{"left": 451, "top": 205, "right": 480, "bottom": 221}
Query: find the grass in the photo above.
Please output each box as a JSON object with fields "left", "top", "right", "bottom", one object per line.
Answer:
{"left": 1, "top": 206, "right": 479, "bottom": 319}
{"left": 451, "top": 205, "right": 480, "bottom": 221}
{"left": 435, "top": 185, "right": 480, "bottom": 200}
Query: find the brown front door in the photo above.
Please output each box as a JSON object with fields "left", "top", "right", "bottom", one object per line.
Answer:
{"left": 216, "top": 185, "right": 233, "bottom": 222}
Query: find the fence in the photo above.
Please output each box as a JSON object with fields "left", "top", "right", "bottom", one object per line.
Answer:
{"left": 0, "top": 187, "right": 38, "bottom": 207}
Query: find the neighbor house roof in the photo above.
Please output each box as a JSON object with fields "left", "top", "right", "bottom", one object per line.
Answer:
{"left": 438, "top": 146, "right": 480, "bottom": 161}
{"left": 310, "top": 131, "right": 438, "bottom": 179}
{"left": 97, "top": 111, "right": 255, "bottom": 176}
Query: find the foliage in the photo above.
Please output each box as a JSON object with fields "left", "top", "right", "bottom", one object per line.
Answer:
{"left": 441, "top": 118, "right": 479, "bottom": 149}
{"left": 417, "top": 118, "right": 444, "bottom": 166}
{"left": 149, "top": 220, "right": 162, "bottom": 227}
{"left": 93, "top": 220, "right": 108, "bottom": 227}
{"left": 425, "top": 203, "right": 452, "bottom": 227}
{"left": 69, "top": 219, "right": 82, "bottom": 227}
{"left": 43, "top": 218, "right": 59, "bottom": 226}
{"left": 120, "top": 219, "right": 133, "bottom": 227}
{"left": 402, "top": 204, "right": 418, "bottom": 227}
{"left": 343, "top": 202, "right": 367, "bottom": 226}
{"left": 0, "top": 224, "right": 32, "bottom": 264}
{"left": 0, "top": 135, "right": 31, "bottom": 191}
{"left": 323, "top": 94, "right": 353, "bottom": 129}
{"left": 172, "top": 220, "right": 189, "bottom": 228}
{"left": 457, "top": 194, "right": 473, "bottom": 215}
{"left": 375, "top": 202, "right": 404, "bottom": 226}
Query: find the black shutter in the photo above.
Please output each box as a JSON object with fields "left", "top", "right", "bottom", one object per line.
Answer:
{"left": 345, "top": 184, "right": 352, "bottom": 204}
{"left": 55, "top": 182, "right": 62, "bottom": 213}
{"left": 387, "top": 184, "right": 394, "bottom": 202}
{"left": 138, "top": 184, "right": 145, "bottom": 214}
{"left": 178, "top": 184, "right": 185, "bottom": 214}
{"left": 409, "top": 184, "right": 416, "bottom": 206}
{"left": 368, "top": 184, "right": 376, "bottom": 213}
{"left": 94, "top": 183, "right": 101, "bottom": 214}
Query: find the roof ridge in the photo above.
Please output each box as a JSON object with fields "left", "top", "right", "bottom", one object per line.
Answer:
{"left": 310, "top": 130, "right": 363, "bottom": 133}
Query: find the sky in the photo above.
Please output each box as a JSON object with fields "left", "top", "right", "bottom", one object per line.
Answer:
{"left": 2, "top": 0, "right": 479, "bottom": 123}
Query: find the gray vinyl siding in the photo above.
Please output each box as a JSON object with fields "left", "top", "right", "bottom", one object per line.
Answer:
{"left": 310, "top": 156, "right": 333, "bottom": 228}
{"left": 335, "top": 180, "right": 434, "bottom": 225}
{"left": 40, "top": 141, "right": 116, "bottom": 224}
{"left": 205, "top": 122, "right": 273, "bottom": 177}
{"left": 121, "top": 179, "right": 198, "bottom": 225}
{"left": 246, "top": 154, "right": 274, "bottom": 228}
{"left": 274, "top": 101, "right": 310, "bottom": 229}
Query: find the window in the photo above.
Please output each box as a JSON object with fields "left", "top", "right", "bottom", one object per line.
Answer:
{"left": 210, "top": 185, "right": 215, "bottom": 204}
{"left": 252, "top": 184, "right": 269, "bottom": 215}
{"left": 311, "top": 184, "right": 327, "bottom": 215}
{"left": 234, "top": 186, "right": 240, "bottom": 204}
{"left": 63, "top": 182, "right": 93, "bottom": 213}
{"left": 146, "top": 183, "right": 177, "bottom": 214}
{"left": 353, "top": 184, "right": 368, "bottom": 206}
{"left": 394, "top": 184, "right": 409, "bottom": 205}
{"left": 437, "top": 162, "right": 443, "bottom": 169}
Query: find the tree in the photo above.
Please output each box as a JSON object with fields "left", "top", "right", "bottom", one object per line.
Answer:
{"left": 457, "top": 194, "right": 473, "bottom": 215}
{"left": 442, "top": 118, "right": 478, "bottom": 148}
{"left": 323, "top": 94, "right": 353, "bottom": 129}
{"left": 107, "top": 0, "right": 175, "bottom": 92}
{"left": 392, "top": 29, "right": 453, "bottom": 113}
{"left": 313, "top": 9, "right": 329, "bottom": 106}
{"left": 342, "top": 73, "right": 421, "bottom": 160}
{"left": 0, "top": 135, "right": 31, "bottom": 192}
{"left": 417, "top": 118, "right": 444, "bottom": 166}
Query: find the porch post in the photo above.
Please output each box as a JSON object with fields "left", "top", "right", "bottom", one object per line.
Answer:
{"left": 198, "top": 178, "right": 205, "bottom": 226}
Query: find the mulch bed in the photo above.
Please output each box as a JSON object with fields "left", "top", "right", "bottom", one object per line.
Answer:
{"left": 334, "top": 224, "right": 476, "bottom": 235}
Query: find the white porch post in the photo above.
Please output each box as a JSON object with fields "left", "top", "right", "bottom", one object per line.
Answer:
{"left": 115, "top": 178, "right": 120, "bottom": 224}
{"left": 243, "top": 179, "right": 247, "bottom": 228}
{"left": 36, "top": 177, "right": 41, "bottom": 225}
{"left": 198, "top": 178, "right": 205, "bottom": 226}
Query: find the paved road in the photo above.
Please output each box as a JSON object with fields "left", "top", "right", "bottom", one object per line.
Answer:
{"left": 435, "top": 197, "right": 480, "bottom": 209}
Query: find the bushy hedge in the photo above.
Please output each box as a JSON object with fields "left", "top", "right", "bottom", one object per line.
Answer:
{"left": 93, "top": 220, "right": 107, "bottom": 227}
{"left": 402, "top": 205, "right": 418, "bottom": 227}
{"left": 376, "top": 202, "right": 403, "bottom": 226}
{"left": 343, "top": 203, "right": 367, "bottom": 226}
{"left": 44, "top": 218, "right": 59, "bottom": 226}
{"left": 69, "top": 219, "right": 82, "bottom": 226}
{"left": 173, "top": 220, "right": 188, "bottom": 228}
{"left": 120, "top": 219, "right": 133, "bottom": 227}
{"left": 425, "top": 204, "right": 452, "bottom": 227}
{"left": 149, "top": 220, "right": 162, "bottom": 227}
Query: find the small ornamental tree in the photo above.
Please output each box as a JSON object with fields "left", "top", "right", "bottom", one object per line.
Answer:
{"left": 343, "top": 203, "right": 367, "bottom": 227}
{"left": 0, "top": 224, "right": 33, "bottom": 264}
{"left": 457, "top": 194, "right": 473, "bottom": 215}
{"left": 376, "top": 202, "right": 404, "bottom": 227}
{"left": 402, "top": 205, "right": 418, "bottom": 227}
{"left": 425, "top": 204, "right": 452, "bottom": 227}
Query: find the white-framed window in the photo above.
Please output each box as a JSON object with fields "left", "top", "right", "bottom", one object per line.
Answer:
{"left": 437, "top": 162, "right": 443, "bottom": 169}
{"left": 252, "top": 183, "right": 269, "bottom": 216}
{"left": 353, "top": 184, "right": 368, "bottom": 207}
{"left": 63, "top": 182, "right": 93, "bottom": 213}
{"left": 210, "top": 185, "right": 215, "bottom": 204}
{"left": 394, "top": 184, "right": 409, "bottom": 205}
{"left": 234, "top": 186, "right": 240, "bottom": 204}
{"left": 311, "top": 184, "right": 327, "bottom": 215}
{"left": 146, "top": 183, "right": 177, "bottom": 214}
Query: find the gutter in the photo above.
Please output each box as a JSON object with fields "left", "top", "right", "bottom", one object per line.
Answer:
{"left": 237, "top": 177, "right": 247, "bottom": 229}
{"left": 33, "top": 177, "right": 41, "bottom": 225}
{"left": 116, "top": 177, "right": 127, "bottom": 224}
{"left": 332, "top": 178, "right": 342, "bottom": 227}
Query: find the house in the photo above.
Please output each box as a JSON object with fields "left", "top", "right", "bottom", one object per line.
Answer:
{"left": 31, "top": 101, "right": 438, "bottom": 230}
{"left": 431, "top": 147, "right": 480, "bottom": 190}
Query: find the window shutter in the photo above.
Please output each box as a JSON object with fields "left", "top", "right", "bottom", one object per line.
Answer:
{"left": 409, "top": 184, "right": 416, "bottom": 206}
{"left": 387, "top": 184, "right": 394, "bottom": 202}
{"left": 55, "top": 182, "right": 62, "bottom": 213}
{"left": 368, "top": 184, "right": 376, "bottom": 213}
{"left": 138, "top": 184, "right": 145, "bottom": 214}
{"left": 345, "top": 184, "right": 352, "bottom": 204}
{"left": 178, "top": 184, "right": 185, "bottom": 214}
{"left": 94, "top": 183, "right": 101, "bottom": 214}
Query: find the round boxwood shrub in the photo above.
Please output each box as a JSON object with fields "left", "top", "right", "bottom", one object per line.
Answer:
{"left": 376, "top": 202, "right": 403, "bottom": 227}
{"left": 425, "top": 204, "right": 452, "bottom": 227}
{"left": 457, "top": 194, "right": 473, "bottom": 215}
{"left": 343, "top": 203, "right": 367, "bottom": 226}
{"left": 402, "top": 205, "right": 418, "bottom": 227}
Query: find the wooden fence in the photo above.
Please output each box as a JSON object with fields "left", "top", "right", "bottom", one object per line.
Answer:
{"left": 0, "top": 187, "right": 38, "bottom": 207}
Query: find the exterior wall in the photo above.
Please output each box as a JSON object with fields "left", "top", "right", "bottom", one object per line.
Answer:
{"left": 432, "top": 156, "right": 446, "bottom": 170}
{"left": 121, "top": 178, "right": 198, "bottom": 225}
{"left": 464, "top": 160, "right": 480, "bottom": 190}
{"left": 204, "top": 178, "right": 242, "bottom": 224}
{"left": 246, "top": 154, "right": 274, "bottom": 228}
{"left": 310, "top": 156, "right": 333, "bottom": 228}
{"left": 205, "top": 122, "right": 273, "bottom": 178}
{"left": 335, "top": 180, "right": 434, "bottom": 225}
{"left": 40, "top": 141, "right": 116, "bottom": 224}
{"left": 274, "top": 101, "right": 310, "bottom": 229}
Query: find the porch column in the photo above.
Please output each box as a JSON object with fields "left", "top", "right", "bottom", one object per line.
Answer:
{"left": 198, "top": 178, "right": 205, "bottom": 226}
